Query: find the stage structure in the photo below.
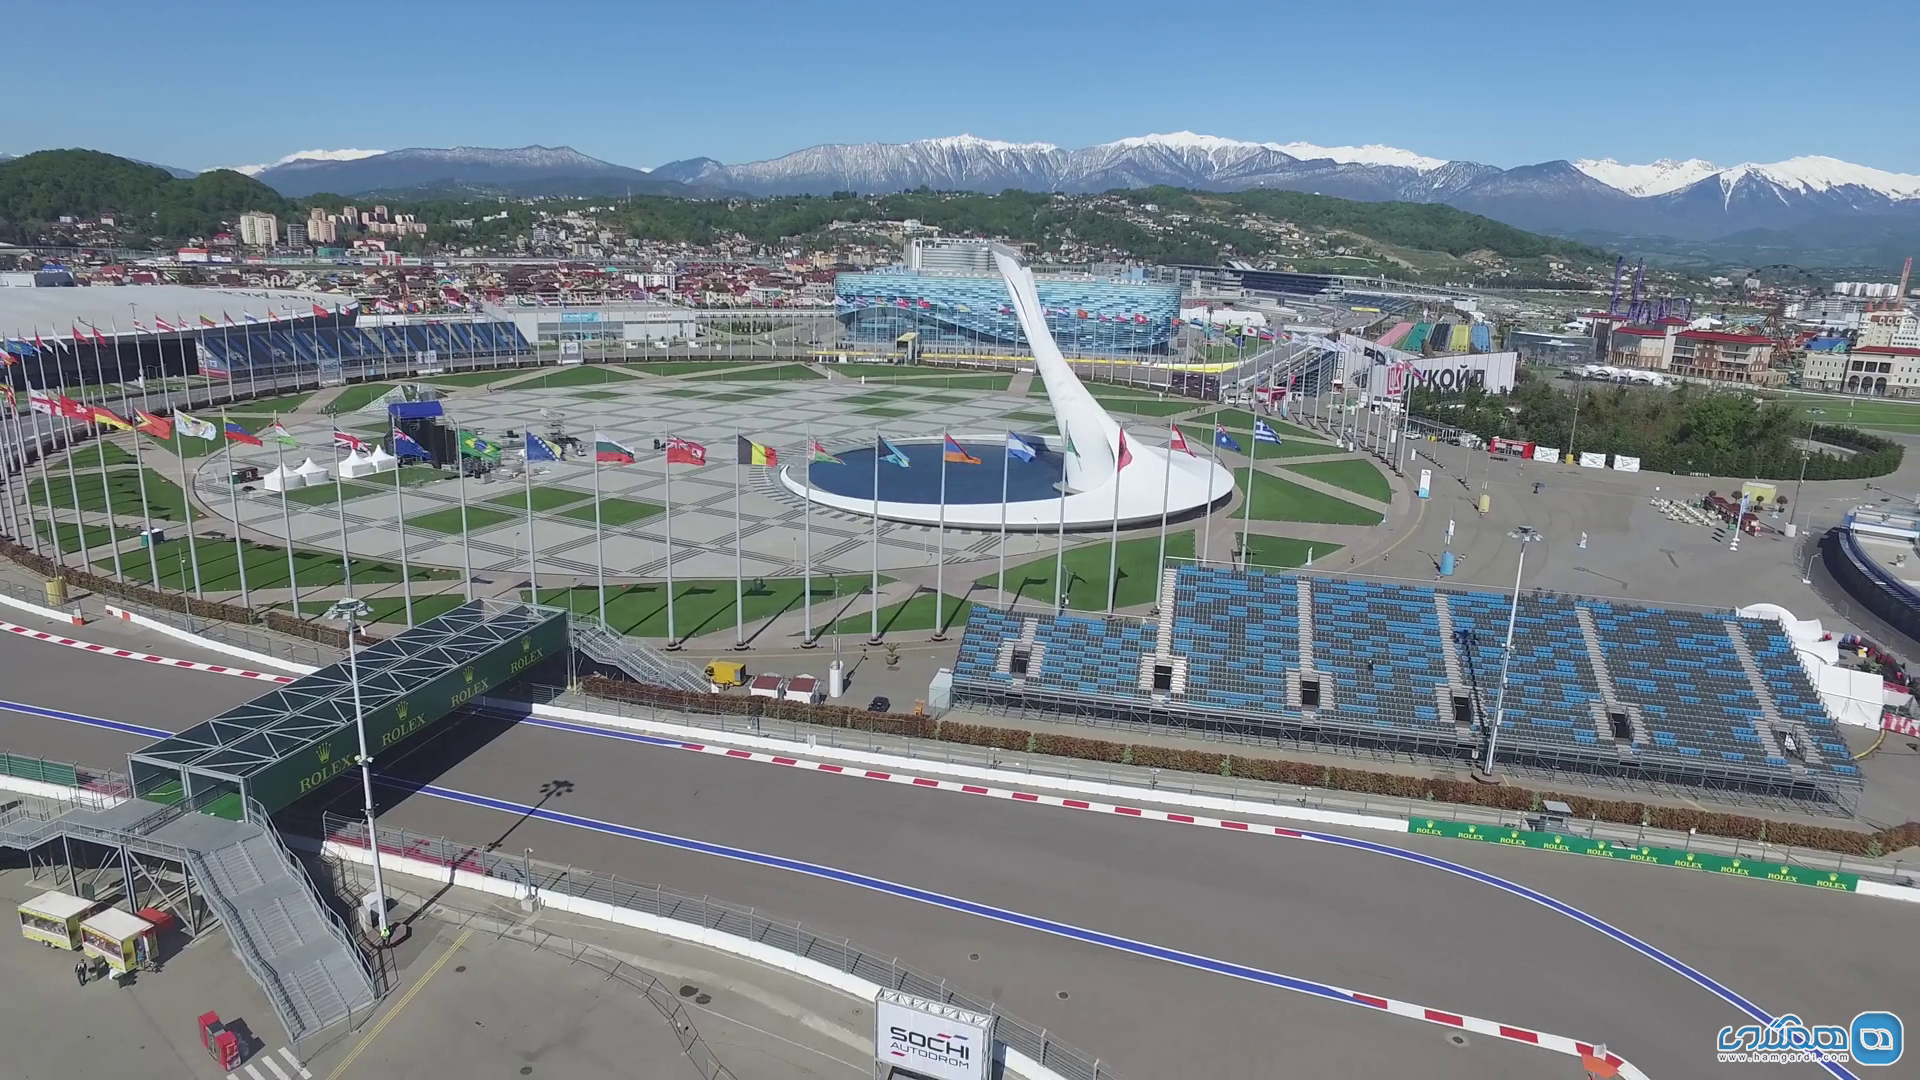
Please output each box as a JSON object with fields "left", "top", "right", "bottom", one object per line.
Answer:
{"left": 781, "top": 248, "right": 1234, "bottom": 530}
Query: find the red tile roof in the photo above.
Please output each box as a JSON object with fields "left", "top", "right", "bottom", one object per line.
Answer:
{"left": 1610, "top": 326, "right": 1665, "bottom": 337}
{"left": 1677, "top": 330, "right": 1775, "bottom": 345}
{"left": 1855, "top": 345, "right": 1920, "bottom": 357}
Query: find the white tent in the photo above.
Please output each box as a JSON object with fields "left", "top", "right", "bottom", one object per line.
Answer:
{"left": 367, "top": 446, "right": 399, "bottom": 473}
{"left": 338, "top": 449, "right": 381, "bottom": 479}
{"left": 262, "top": 464, "right": 304, "bottom": 492}
{"left": 294, "top": 458, "right": 331, "bottom": 485}
{"left": 1735, "top": 603, "right": 1883, "bottom": 727}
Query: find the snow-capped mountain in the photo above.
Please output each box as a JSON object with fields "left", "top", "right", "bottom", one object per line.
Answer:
{"left": 1573, "top": 158, "right": 1719, "bottom": 197}
{"left": 222, "top": 149, "right": 385, "bottom": 177}
{"left": 249, "top": 145, "right": 681, "bottom": 197}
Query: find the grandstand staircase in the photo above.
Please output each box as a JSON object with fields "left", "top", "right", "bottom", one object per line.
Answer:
{"left": 1573, "top": 607, "right": 1649, "bottom": 753}
{"left": 997, "top": 619, "right": 1045, "bottom": 685}
{"left": 1723, "top": 626, "right": 1818, "bottom": 773}
{"left": 572, "top": 619, "right": 709, "bottom": 693}
{"left": 1290, "top": 579, "right": 1322, "bottom": 715}
{"left": 1138, "top": 570, "right": 1189, "bottom": 698}
{"left": 1431, "top": 595, "right": 1476, "bottom": 741}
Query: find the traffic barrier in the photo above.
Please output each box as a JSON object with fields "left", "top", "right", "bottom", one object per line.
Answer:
{"left": 101, "top": 604, "right": 317, "bottom": 675}
{"left": 0, "top": 588, "right": 84, "bottom": 626}
{"left": 1, "top": 620, "right": 298, "bottom": 684}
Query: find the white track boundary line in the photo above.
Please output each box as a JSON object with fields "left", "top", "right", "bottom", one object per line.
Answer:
{"left": 0, "top": 620, "right": 297, "bottom": 684}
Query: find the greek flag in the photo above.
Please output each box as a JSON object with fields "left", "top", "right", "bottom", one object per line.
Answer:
{"left": 1254, "top": 419, "right": 1283, "bottom": 445}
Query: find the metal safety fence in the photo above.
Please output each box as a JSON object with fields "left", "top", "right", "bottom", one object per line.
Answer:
{"left": 320, "top": 813, "right": 1117, "bottom": 1080}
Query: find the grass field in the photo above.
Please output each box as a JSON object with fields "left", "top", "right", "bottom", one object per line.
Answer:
{"left": 408, "top": 505, "right": 516, "bottom": 534}
{"left": 856, "top": 405, "right": 918, "bottom": 418}
{"left": 29, "top": 468, "right": 198, "bottom": 521}
{"left": 710, "top": 363, "right": 824, "bottom": 382}
{"left": 325, "top": 383, "right": 395, "bottom": 414}
{"left": 222, "top": 391, "right": 315, "bottom": 417}
{"left": 1237, "top": 467, "right": 1383, "bottom": 525}
{"left": 276, "top": 593, "right": 471, "bottom": 625}
{"left": 524, "top": 574, "right": 875, "bottom": 639}
{"left": 824, "top": 588, "right": 972, "bottom": 638}
{"left": 1280, "top": 458, "right": 1393, "bottom": 502}
{"left": 1782, "top": 393, "right": 1920, "bottom": 433}
{"left": 106, "top": 536, "right": 458, "bottom": 592}
{"left": 522, "top": 366, "right": 638, "bottom": 389}
{"left": 1101, "top": 397, "right": 1196, "bottom": 418}
{"left": 983, "top": 528, "right": 1339, "bottom": 611}
{"left": 623, "top": 361, "right": 773, "bottom": 377}
{"left": 34, "top": 519, "right": 138, "bottom": 555}
{"left": 417, "top": 370, "right": 527, "bottom": 388}
{"left": 1209, "top": 409, "right": 1325, "bottom": 443}
{"left": 62, "top": 441, "right": 140, "bottom": 469}
{"left": 570, "top": 390, "right": 626, "bottom": 400}
{"left": 553, "top": 497, "right": 664, "bottom": 526}
{"left": 846, "top": 392, "right": 900, "bottom": 406}
{"left": 485, "top": 486, "right": 590, "bottom": 512}
{"left": 280, "top": 479, "right": 391, "bottom": 506}
{"left": 815, "top": 364, "right": 967, "bottom": 380}
{"left": 895, "top": 374, "right": 1012, "bottom": 392}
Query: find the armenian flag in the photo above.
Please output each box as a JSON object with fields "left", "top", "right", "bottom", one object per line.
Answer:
{"left": 942, "top": 434, "right": 980, "bottom": 465}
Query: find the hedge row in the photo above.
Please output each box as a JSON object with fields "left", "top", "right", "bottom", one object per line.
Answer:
{"left": 1, "top": 540, "right": 254, "bottom": 625}
{"left": 262, "top": 610, "right": 371, "bottom": 648}
{"left": 581, "top": 676, "right": 1920, "bottom": 859}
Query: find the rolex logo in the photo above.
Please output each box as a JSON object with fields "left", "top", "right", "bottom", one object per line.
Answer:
{"left": 523, "top": 638, "right": 531, "bottom": 653}
{"left": 317, "top": 743, "right": 331, "bottom": 764}
{"left": 396, "top": 699, "right": 409, "bottom": 719}
{"left": 464, "top": 667, "right": 475, "bottom": 684}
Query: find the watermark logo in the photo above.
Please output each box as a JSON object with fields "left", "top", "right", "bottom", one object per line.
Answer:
{"left": 1716, "top": 1013, "right": 1902, "bottom": 1066}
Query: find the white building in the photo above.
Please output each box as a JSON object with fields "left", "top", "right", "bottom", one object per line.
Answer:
{"left": 238, "top": 211, "right": 279, "bottom": 248}
{"left": 505, "top": 301, "right": 697, "bottom": 346}
{"left": 1858, "top": 309, "right": 1920, "bottom": 350}
{"left": 908, "top": 238, "right": 996, "bottom": 276}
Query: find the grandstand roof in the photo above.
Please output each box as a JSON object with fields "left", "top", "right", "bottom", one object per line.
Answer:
{"left": 0, "top": 284, "right": 347, "bottom": 340}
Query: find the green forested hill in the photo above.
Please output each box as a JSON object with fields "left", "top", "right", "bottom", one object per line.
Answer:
{"left": 0, "top": 149, "right": 287, "bottom": 242}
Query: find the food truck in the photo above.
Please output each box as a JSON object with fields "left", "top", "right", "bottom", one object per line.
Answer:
{"left": 80, "top": 907, "right": 158, "bottom": 977}
{"left": 18, "top": 890, "right": 99, "bottom": 950}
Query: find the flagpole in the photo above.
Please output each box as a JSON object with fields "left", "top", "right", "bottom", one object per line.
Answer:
{"left": 870, "top": 428, "right": 881, "bottom": 644}
{"left": 454, "top": 416, "right": 474, "bottom": 602}
{"left": 933, "top": 435, "right": 950, "bottom": 641}
{"left": 732, "top": 428, "right": 744, "bottom": 650}
{"left": 0, "top": 381, "right": 20, "bottom": 549}
{"left": 997, "top": 432, "right": 1010, "bottom": 605}
{"left": 593, "top": 432, "right": 606, "bottom": 626}
{"left": 1155, "top": 424, "right": 1174, "bottom": 611}
{"left": 88, "top": 333, "right": 125, "bottom": 583}
{"left": 394, "top": 431, "right": 413, "bottom": 626}
{"left": 1202, "top": 411, "right": 1220, "bottom": 566}
{"left": 37, "top": 343, "right": 89, "bottom": 571}
{"left": 221, "top": 416, "right": 251, "bottom": 609}
{"left": 8, "top": 372, "right": 41, "bottom": 558}
{"left": 173, "top": 422, "right": 204, "bottom": 597}
{"left": 1106, "top": 432, "right": 1123, "bottom": 614}
{"left": 333, "top": 443, "right": 353, "bottom": 602}
{"left": 1240, "top": 421, "right": 1260, "bottom": 570}
{"left": 272, "top": 421, "right": 298, "bottom": 613}
{"left": 801, "top": 425, "right": 814, "bottom": 647}
{"left": 26, "top": 375, "right": 61, "bottom": 566}
{"left": 523, "top": 426, "right": 538, "bottom": 601}
{"left": 662, "top": 442, "right": 677, "bottom": 647}
{"left": 1053, "top": 435, "right": 1067, "bottom": 614}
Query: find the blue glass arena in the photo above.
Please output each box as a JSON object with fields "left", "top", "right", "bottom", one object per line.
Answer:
{"left": 835, "top": 271, "right": 1180, "bottom": 355}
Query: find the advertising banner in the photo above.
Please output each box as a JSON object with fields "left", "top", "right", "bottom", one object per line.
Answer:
{"left": 1612, "top": 455, "right": 1641, "bottom": 472}
{"left": 247, "top": 615, "right": 567, "bottom": 813}
{"left": 1418, "top": 469, "right": 1431, "bottom": 500}
{"left": 1578, "top": 452, "right": 1607, "bottom": 468}
{"left": 560, "top": 311, "right": 602, "bottom": 323}
{"left": 1531, "top": 445, "right": 1559, "bottom": 463}
{"left": 1490, "top": 437, "right": 1533, "bottom": 458}
{"left": 1407, "top": 819, "right": 1859, "bottom": 891}
{"left": 876, "top": 991, "right": 994, "bottom": 1080}
{"left": 1348, "top": 350, "right": 1517, "bottom": 395}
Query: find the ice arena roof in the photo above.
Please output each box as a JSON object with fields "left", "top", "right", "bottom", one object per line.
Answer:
{"left": 0, "top": 284, "right": 351, "bottom": 340}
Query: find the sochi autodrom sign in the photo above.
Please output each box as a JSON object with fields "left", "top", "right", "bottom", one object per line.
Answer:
{"left": 875, "top": 990, "right": 994, "bottom": 1080}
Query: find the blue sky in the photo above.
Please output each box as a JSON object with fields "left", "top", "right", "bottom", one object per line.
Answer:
{"left": 15, "top": 0, "right": 1915, "bottom": 174}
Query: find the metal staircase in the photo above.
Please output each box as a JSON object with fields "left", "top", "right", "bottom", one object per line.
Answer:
{"left": 1723, "top": 625, "right": 1817, "bottom": 772}
{"left": 572, "top": 618, "right": 709, "bottom": 692}
{"left": 1574, "top": 608, "right": 1649, "bottom": 753}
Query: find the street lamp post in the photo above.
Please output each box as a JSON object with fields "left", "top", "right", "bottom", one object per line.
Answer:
{"left": 325, "top": 597, "right": 388, "bottom": 941}
{"left": 1482, "top": 525, "right": 1543, "bottom": 777}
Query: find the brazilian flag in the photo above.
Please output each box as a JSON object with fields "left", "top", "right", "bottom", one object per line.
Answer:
{"left": 459, "top": 429, "right": 501, "bottom": 462}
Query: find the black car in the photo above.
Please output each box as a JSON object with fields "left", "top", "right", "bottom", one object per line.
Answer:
{"left": 867, "top": 695, "right": 890, "bottom": 713}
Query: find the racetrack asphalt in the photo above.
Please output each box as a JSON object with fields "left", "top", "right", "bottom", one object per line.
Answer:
{"left": 2, "top": 633, "right": 1909, "bottom": 1079}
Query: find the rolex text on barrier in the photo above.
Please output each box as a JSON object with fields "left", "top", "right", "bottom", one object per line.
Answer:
{"left": 1407, "top": 819, "right": 1860, "bottom": 892}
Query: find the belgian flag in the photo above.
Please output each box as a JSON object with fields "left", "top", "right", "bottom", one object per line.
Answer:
{"left": 736, "top": 435, "right": 777, "bottom": 467}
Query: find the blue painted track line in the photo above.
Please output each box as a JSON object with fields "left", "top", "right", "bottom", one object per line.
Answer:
{"left": 0, "top": 697, "right": 170, "bottom": 740}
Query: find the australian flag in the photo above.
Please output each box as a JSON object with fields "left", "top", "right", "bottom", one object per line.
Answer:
{"left": 392, "top": 427, "right": 433, "bottom": 461}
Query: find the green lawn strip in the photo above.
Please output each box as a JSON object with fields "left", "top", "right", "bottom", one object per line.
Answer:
{"left": 651, "top": 386, "right": 713, "bottom": 398}
{"left": 553, "top": 497, "right": 664, "bottom": 526}
{"left": 1004, "top": 411, "right": 1058, "bottom": 428}
{"left": 1209, "top": 409, "right": 1324, "bottom": 443}
{"left": 221, "top": 391, "right": 315, "bottom": 417}
{"left": 712, "top": 364, "right": 826, "bottom": 382}
{"left": 485, "top": 486, "right": 592, "bottom": 513}
{"left": 1278, "top": 458, "right": 1394, "bottom": 503}
{"left": 916, "top": 393, "right": 969, "bottom": 404}
{"left": 985, "top": 530, "right": 1199, "bottom": 611}
{"left": 623, "top": 361, "right": 774, "bottom": 377}
{"left": 281, "top": 480, "right": 390, "bottom": 506}
{"left": 896, "top": 374, "right": 1011, "bottom": 392}
{"left": 1101, "top": 397, "right": 1197, "bottom": 417}
{"left": 824, "top": 589, "right": 973, "bottom": 638}
{"left": 522, "top": 574, "right": 876, "bottom": 639}
{"left": 816, "top": 364, "right": 979, "bottom": 380}
{"left": 844, "top": 391, "right": 903, "bottom": 406}
{"left": 408, "top": 505, "right": 516, "bottom": 533}
{"left": 521, "top": 366, "right": 639, "bottom": 389}
{"left": 415, "top": 370, "right": 527, "bottom": 388}
{"left": 706, "top": 389, "right": 785, "bottom": 401}
{"left": 571, "top": 390, "right": 626, "bottom": 401}
{"left": 276, "top": 593, "right": 471, "bottom": 626}
{"left": 33, "top": 519, "right": 140, "bottom": 555}
{"left": 1237, "top": 468, "right": 1383, "bottom": 525}
{"left": 325, "top": 383, "right": 396, "bottom": 414}
{"left": 29, "top": 467, "right": 200, "bottom": 522}
{"left": 855, "top": 405, "right": 918, "bottom": 418}
{"left": 105, "top": 537, "right": 457, "bottom": 591}
{"left": 141, "top": 431, "right": 234, "bottom": 459}
{"left": 62, "top": 441, "right": 140, "bottom": 469}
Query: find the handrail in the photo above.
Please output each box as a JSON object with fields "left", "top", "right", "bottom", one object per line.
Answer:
{"left": 322, "top": 813, "right": 1115, "bottom": 1080}
{"left": 243, "top": 796, "right": 376, "bottom": 986}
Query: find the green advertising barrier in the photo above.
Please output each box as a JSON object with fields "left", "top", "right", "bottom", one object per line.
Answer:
{"left": 1407, "top": 818, "right": 1860, "bottom": 892}
{"left": 248, "top": 615, "right": 568, "bottom": 813}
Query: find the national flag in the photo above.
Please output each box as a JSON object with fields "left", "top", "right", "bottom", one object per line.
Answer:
{"left": 33, "top": 331, "right": 48, "bottom": 353}
{"left": 312, "top": 303, "right": 332, "bottom": 318}
{"left": 525, "top": 432, "right": 562, "bottom": 462}
{"left": 1063, "top": 428, "right": 1080, "bottom": 458}
{"left": 593, "top": 432, "right": 637, "bottom": 464}
{"left": 1, "top": 386, "right": 13, "bottom": 412}
{"left": 199, "top": 314, "right": 218, "bottom": 328}
{"left": 942, "top": 434, "right": 981, "bottom": 465}
{"left": 1133, "top": 314, "right": 1148, "bottom": 324}
{"left": 1005, "top": 433, "right": 1037, "bottom": 463}
{"left": 1254, "top": 419, "right": 1282, "bottom": 445}
{"left": 69, "top": 325, "right": 85, "bottom": 346}
{"left": 2, "top": 339, "right": 35, "bottom": 358}
{"left": 1115, "top": 429, "right": 1134, "bottom": 471}
{"left": 1075, "top": 309, "right": 1088, "bottom": 319}
{"left": 90, "top": 326, "right": 108, "bottom": 347}
{"left": 266, "top": 309, "right": 279, "bottom": 323}
{"left": 154, "top": 317, "right": 178, "bottom": 333}
{"left": 223, "top": 312, "right": 236, "bottom": 326}
{"left": 333, "top": 430, "right": 369, "bottom": 451}
{"left": 665, "top": 435, "right": 707, "bottom": 466}
{"left": 28, "top": 389, "right": 54, "bottom": 414}
{"left": 131, "top": 320, "right": 148, "bottom": 333}
{"left": 0, "top": 349, "right": 15, "bottom": 367}
{"left": 223, "top": 418, "right": 263, "bottom": 445}
{"left": 261, "top": 418, "right": 299, "bottom": 447}
{"left": 174, "top": 411, "right": 218, "bottom": 440}
{"left": 808, "top": 439, "right": 844, "bottom": 465}
{"left": 735, "top": 435, "right": 777, "bottom": 467}
{"left": 243, "top": 311, "right": 261, "bottom": 324}
{"left": 1169, "top": 425, "right": 1195, "bottom": 456}
{"left": 1214, "top": 425, "right": 1243, "bottom": 452}
{"left": 458, "top": 429, "right": 501, "bottom": 462}
{"left": 54, "top": 396, "right": 89, "bottom": 421}
{"left": 135, "top": 409, "right": 172, "bottom": 439}
{"left": 88, "top": 405, "right": 133, "bottom": 431}
{"left": 878, "top": 437, "right": 911, "bottom": 468}
{"left": 392, "top": 427, "right": 431, "bottom": 460}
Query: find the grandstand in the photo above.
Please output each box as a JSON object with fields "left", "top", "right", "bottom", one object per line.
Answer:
{"left": 197, "top": 320, "right": 529, "bottom": 383}
{"left": 952, "top": 564, "right": 1860, "bottom": 804}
